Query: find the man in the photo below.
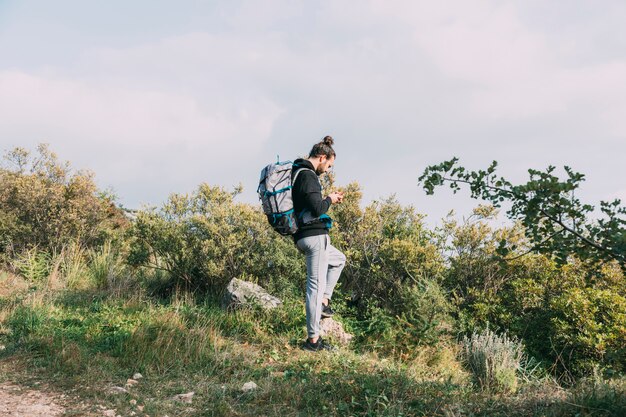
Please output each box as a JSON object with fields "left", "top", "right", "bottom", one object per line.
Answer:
{"left": 292, "top": 135, "right": 346, "bottom": 352}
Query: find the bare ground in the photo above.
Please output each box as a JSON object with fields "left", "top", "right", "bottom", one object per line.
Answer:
{"left": 0, "top": 382, "right": 65, "bottom": 417}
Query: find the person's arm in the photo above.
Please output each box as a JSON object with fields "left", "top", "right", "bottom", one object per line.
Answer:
{"left": 298, "top": 171, "right": 332, "bottom": 217}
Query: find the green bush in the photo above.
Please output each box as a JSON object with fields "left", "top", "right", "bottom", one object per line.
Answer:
{"left": 127, "top": 184, "right": 304, "bottom": 296}
{"left": 11, "top": 248, "right": 52, "bottom": 282}
{"left": 443, "top": 206, "right": 626, "bottom": 377}
{"left": 0, "top": 144, "right": 127, "bottom": 261}
{"left": 324, "top": 178, "right": 452, "bottom": 351}
{"left": 550, "top": 286, "right": 626, "bottom": 375}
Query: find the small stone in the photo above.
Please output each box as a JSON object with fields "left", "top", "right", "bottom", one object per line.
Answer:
{"left": 108, "top": 386, "right": 129, "bottom": 394}
{"left": 133, "top": 373, "right": 143, "bottom": 380}
{"left": 130, "top": 413, "right": 136, "bottom": 416}
{"left": 137, "top": 405, "right": 144, "bottom": 412}
{"left": 319, "top": 317, "right": 353, "bottom": 345}
{"left": 0, "top": 345, "right": 5, "bottom": 351}
{"left": 129, "top": 399, "right": 137, "bottom": 406}
{"left": 172, "top": 392, "right": 195, "bottom": 404}
{"left": 241, "top": 381, "right": 258, "bottom": 392}
{"left": 103, "top": 410, "right": 116, "bottom": 417}
{"left": 126, "top": 379, "right": 139, "bottom": 387}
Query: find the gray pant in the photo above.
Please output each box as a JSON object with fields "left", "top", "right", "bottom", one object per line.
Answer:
{"left": 296, "top": 234, "right": 346, "bottom": 339}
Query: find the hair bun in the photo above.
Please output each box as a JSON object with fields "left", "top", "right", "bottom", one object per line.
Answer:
{"left": 322, "top": 135, "right": 334, "bottom": 146}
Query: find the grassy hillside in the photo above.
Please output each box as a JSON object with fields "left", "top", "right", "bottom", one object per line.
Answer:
{"left": 1, "top": 145, "right": 625, "bottom": 416}
{"left": 1, "top": 270, "right": 624, "bottom": 416}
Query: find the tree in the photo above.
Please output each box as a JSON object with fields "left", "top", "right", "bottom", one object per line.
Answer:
{"left": 0, "top": 144, "right": 126, "bottom": 257}
{"left": 418, "top": 158, "right": 626, "bottom": 270}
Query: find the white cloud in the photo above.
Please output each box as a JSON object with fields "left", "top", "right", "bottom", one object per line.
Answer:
{"left": 0, "top": 70, "right": 284, "bottom": 204}
{"left": 1, "top": 0, "right": 625, "bottom": 219}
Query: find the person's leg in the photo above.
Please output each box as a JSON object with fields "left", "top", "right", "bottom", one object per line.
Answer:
{"left": 297, "top": 235, "right": 329, "bottom": 341}
{"left": 323, "top": 236, "right": 346, "bottom": 303}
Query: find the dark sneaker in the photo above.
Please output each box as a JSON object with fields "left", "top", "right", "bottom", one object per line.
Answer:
{"left": 302, "top": 337, "right": 337, "bottom": 352}
{"left": 321, "top": 302, "right": 335, "bottom": 318}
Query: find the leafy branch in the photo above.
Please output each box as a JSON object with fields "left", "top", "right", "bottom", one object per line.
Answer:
{"left": 418, "top": 158, "right": 626, "bottom": 269}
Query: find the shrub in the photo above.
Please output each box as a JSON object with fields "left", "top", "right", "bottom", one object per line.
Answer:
{"left": 11, "top": 248, "right": 52, "bottom": 282}
{"left": 0, "top": 144, "right": 127, "bottom": 261}
{"left": 443, "top": 206, "right": 626, "bottom": 377}
{"left": 550, "top": 286, "right": 626, "bottom": 375}
{"left": 127, "top": 184, "right": 304, "bottom": 296}
{"left": 323, "top": 178, "right": 452, "bottom": 351}
{"left": 461, "top": 328, "right": 525, "bottom": 393}
{"left": 332, "top": 193, "right": 445, "bottom": 310}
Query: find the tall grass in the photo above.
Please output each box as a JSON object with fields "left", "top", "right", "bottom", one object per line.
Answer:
{"left": 59, "top": 242, "right": 89, "bottom": 289}
{"left": 461, "top": 327, "right": 525, "bottom": 393}
{"left": 88, "top": 240, "right": 126, "bottom": 290}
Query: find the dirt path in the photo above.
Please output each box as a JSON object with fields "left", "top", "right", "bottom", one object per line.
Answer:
{"left": 0, "top": 382, "right": 65, "bottom": 417}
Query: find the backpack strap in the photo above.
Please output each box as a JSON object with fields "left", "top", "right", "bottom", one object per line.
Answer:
{"left": 292, "top": 167, "right": 315, "bottom": 187}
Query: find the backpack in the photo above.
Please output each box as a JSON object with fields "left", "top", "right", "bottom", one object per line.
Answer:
{"left": 257, "top": 160, "right": 313, "bottom": 235}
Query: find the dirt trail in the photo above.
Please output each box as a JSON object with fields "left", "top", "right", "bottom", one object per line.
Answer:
{"left": 0, "top": 383, "right": 65, "bottom": 417}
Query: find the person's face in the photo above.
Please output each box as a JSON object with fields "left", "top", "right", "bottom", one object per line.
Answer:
{"left": 316, "top": 155, "right": 335, "bottom": 175}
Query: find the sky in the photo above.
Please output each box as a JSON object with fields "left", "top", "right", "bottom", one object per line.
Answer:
{"left": 1, "top": 0, "right": 625, "bottom": 224}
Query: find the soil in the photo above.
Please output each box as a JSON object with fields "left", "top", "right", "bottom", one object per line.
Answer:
{"left": 0, "top": 382, "right": 65, "bottom": 417}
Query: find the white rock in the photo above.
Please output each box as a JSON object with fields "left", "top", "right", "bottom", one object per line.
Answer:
{"left": 133, "top": 373, "right": 143, "bottom": 380}
{"left": 172, "top": 392, "right": 195, "bottom": 404}
{"left": 129, "top": 399, "right": 137, "bottom": 406}
{"left": 108, "top": 386, "right": 128, "bottom": 394}
{"left": 241, "top": 381, "right": 258, "bottom": 392}
{"left": 223, "top": 278, "right": 282, "bottom": 310}
{"left": 102, "top": 410, "right": 116, "bottom": 417}
{"left": 125, "top": 379, "right": 139, "bottom": 387}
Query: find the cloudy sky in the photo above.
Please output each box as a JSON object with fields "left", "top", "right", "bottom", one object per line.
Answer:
{"left": 1, "top": 0, "right": 625, "bottom": 223}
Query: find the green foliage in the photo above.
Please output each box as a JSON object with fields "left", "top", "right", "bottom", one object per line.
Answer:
{"left": 11, "top": 248, "right": 52, "bottom": 282}
{"left": 419, "top": 158, "right": 626, "bottom": 270}
{"left": 550, "top": 285, "right": 626, "bottom": 375}
{"left": 0, "top": 144, "right": 127, "bottom": 261}
{"left": 127, "top": 183, "right": 304, "bottom": 296}
{"left": 461, "top": 328, "right": 525, "bottom": 393}
{"left": 319, "top": 177, "right": 453, "bottom": 352}
{"left": 442, "top": 209, "right": 626, "bottom": 377}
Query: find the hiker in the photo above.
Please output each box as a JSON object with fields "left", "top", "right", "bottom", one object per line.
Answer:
{"left": 292, "top": 136, "right": 346, "bottom": 351}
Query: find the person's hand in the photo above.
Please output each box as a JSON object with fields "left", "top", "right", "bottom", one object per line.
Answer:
{"left": 328, "top": 192, "right": 344, "bottom": 204}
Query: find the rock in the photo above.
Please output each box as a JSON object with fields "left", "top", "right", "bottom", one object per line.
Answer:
{"left": 102, "top": 410, "right": 116, "bottom": 417}
{"left": 320, "top": 317, "right": 353, "bottom": 345}
{"left": 132, "top": 373, "right": 143, "bottom": 380}
{"left": 241, "top": 381, "right": 258, "bottom": 392}
{"left": 129, "top": 399, "right": 137, "bottom": 406}
{"left": 107, "top": 386, "right": 128, "bottom": 395}
{"left": 222, "top": 278, "right": 282, "bottom": 310}
{"left": 125, "top": 379, "right": 139, "bottom": 387}
{"left": 137, "top": 405, "right": 144, "bottom": 412}
{"left": 172, "top": 392, "right": 194, "bottom": 404}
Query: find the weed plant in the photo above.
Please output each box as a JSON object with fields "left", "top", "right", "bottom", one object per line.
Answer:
{"left": 461, "top": 327, "right": 525, "bottom": 393}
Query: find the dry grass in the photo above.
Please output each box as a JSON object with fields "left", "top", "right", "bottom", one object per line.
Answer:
{"left": 0, "top": 270, "right": 29, "bottom": 299}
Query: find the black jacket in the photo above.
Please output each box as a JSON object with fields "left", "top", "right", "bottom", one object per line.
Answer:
{"left": 291, "top": 158, "right": 332, "bottom": 242}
